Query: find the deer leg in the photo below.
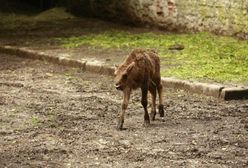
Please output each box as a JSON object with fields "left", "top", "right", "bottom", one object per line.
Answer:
{"left": 157, "top": 84, "right": 165, "bottom": 119}
{"left": 141, "top": 86, "right": 150, "bottom": 127}
{"left": 117, "top": 88, "right": 131, "bottom": 130}
{"left": 149, "top": 85, "right": 157, "bottom": 121}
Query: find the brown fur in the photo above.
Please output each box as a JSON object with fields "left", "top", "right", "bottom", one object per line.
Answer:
{"left": 114, "top": 49, "right": 164, "bottom": 130}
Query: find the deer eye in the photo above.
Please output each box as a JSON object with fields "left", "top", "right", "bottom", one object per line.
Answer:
{"left": 122, "top": 73, "right": 128, "bottom": 80}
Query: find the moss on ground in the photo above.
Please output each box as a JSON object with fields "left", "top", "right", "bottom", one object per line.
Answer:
{"left": 59, "top": 31, "right": 248, "bottom": 84}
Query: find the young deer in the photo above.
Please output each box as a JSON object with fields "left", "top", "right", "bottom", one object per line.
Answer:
{"left": 114, "top": 49, "right": 165, "bottom": 130}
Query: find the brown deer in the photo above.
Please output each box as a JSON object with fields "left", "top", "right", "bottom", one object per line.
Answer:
{"left": 114, "top": 49, "right": 164, "bottom": 130}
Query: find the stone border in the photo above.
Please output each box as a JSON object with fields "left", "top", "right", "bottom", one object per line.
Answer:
{"left": 1, "top": 45, "right": 248, "bottom": 100}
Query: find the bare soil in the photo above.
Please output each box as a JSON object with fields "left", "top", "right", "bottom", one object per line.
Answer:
{"left": 0, "top": 54, "right": 248, "bottom": 168}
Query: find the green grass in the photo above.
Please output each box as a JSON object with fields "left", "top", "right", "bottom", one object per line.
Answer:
{"left": 30, "top": 117, "right": 41, "bottom": 126}
{"left": 59, "top": 31, "right": 248, "bottom": 84}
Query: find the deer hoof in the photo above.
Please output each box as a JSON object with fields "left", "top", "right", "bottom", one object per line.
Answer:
{"left": 159, "top": 105, "right": 164, "bottom": 117}
{"left": 150, "top": 111, "right": 156, "bottom": 121}
{"left": 143, "top": 120, "right": 150, "bottom": 127}
{"left": 116, "top": 119, "right": 124, "bottom": 130}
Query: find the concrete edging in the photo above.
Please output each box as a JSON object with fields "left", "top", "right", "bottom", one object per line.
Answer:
{"left": 1, "top": 45, "right": 248, "bottom": 100}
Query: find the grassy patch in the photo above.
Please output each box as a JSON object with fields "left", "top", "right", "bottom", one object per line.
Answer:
{"left": 59, "top": 31, "right": 248, "bottom": 84}
{"left": 30, "top": 117, "right": 41, "bottom": 126}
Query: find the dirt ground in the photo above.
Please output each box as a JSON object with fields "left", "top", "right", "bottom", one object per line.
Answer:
{"left": 0, "top": 54, "right": 248, "bottom": 168}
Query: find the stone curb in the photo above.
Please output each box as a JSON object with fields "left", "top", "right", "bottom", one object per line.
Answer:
{"left": 220, "top": 87, "right": 248, "bottom": 100}
{"left": 1, "top": 45, "right": 248, "bottom": 100}
{"left": 161, "top": 78, "right": 225, "bottom": 98}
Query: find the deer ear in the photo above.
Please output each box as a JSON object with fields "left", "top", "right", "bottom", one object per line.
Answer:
{"left": 126, "top": 62, "right": 135, "bottom": 73}
{"left": 114, "top": 64, "right": 118, "bottom": 70}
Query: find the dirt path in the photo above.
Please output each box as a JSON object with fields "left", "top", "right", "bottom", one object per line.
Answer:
{"left": 0, "top": 54, "right": 248, "bottom": 167}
